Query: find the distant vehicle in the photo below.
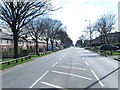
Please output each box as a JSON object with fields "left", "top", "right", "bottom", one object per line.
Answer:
{"left": 100, "top": 44, "right": 119, "bottom": 51}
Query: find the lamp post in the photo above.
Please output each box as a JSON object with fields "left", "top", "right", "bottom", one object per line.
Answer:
{"left": 85, "top": 19, "right": 92, "bottom": 47}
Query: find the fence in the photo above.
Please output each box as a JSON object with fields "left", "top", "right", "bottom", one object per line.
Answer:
{"left": 1, "top": 51, "right": 53, "bottom": 65}
{"left": 0, "top": 55, "right": 31, "bottom": 65}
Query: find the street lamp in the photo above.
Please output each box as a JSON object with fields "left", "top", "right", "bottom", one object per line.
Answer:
{"left": 85, "top": 20, "right": 90, "bottom": 25}
{"left": 85, "top": 19, "right": 92, "bottom": 47}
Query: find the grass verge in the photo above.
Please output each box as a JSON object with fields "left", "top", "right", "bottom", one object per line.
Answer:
{"left": 31, "top": 52, "right": 51, "bottom": 57}
{"left": 1, "top": 58, "right": 33, "bottom": 70}
{"left": 85, "top": 48, "right": 120, "bottom": 56}
{"left": 1, "top": 50, "right": 60, "bottom": 70}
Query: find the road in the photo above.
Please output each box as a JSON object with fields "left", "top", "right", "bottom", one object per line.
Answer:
{"left": 2, "top": 47, "right": 119, "bottom": 88}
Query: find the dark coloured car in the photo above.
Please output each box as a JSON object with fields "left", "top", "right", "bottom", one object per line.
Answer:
{"left": 100, "top": 44, "right": 119, "bottom": 51}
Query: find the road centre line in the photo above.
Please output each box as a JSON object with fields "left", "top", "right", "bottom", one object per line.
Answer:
{"left": 91, "top": 69, "right": 104, "bottom": 87}
{"left": 81, "top": 57, "right": 85, "bottom": 60}
{"left": 65, "top": 53, "right": 68, "bottom": 56}
{"left": 29, "top": 71, "right": 49, "bottom": 88}
{"left": 52, "top": 53, "right": 68, "bottom": 68}
{"left": 52, "top": 62, "right": 58, "bottom": 67}
{"left": 51, "top": 70, "right": 92, "bottom": 80}
{"left": 57, "top": 65, "right": 86, "bottom": 70}
{"left": 80, "top": 55, "right": 85, "bottom": 60}
{"left": 82, "top": 57, "right": 85, "bottom": 60}
{"left": 85, "top": 61, "right": 89, "bottom": 66}
{"left": 59, "top": 58, "right": 62, "bottom": 61}
{"left": 41, "top": 82, "right": 63, "bottom": 88}
{"left": 62, "top": 52, "right": 68, "bottom": 58}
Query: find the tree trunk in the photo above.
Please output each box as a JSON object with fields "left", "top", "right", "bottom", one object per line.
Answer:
{"left": 56, "top": 41, "right": 57, "bottom": 47}
{"left": 35, "top": 38, "right": 39, "bottom": 55}
{"left": 100, "top": 33, "right": 103, "bottom": 43}
{"left": 51, "top": 40, "right": 54, "bottom": 51}
{"left": 89, "top": 32, "right": 92, "bottom": 47}
{"left": 105, "top": 33, "right": 110, "bottom": 45}
{"left": 13, "top": 31, "right": 19, "bottom": 58}
{"left": 46, "top": 38, "right": 49, "bottom": 51}
{"left": 105, "top": 33, "right": 112, "bottom": 55}
{"left": 103, "top": 34, "right": 106, "bottom": 43}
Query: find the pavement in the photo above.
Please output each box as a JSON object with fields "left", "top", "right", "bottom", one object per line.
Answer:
{"left": 2, "top": 47, "right": 120, "bottom": 89}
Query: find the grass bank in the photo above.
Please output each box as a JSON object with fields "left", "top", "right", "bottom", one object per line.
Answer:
{"left": 85, "top": 47, "right": 120, "bottom": 56}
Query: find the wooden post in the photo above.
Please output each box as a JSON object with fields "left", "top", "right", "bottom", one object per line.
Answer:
{"left": 16, "top": 59, "right": 18, "bottom": 63}
{"left": 8, "top": 62, "right": 10, "bottom": 65}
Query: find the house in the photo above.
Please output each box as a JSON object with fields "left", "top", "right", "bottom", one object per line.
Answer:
{"left": 92, "top": 32, "right": 120, "bottom": 44}
{"left": 83, "top": 31, "right": 120, "bottom": 46}
{"left": 0, "top": 28, "right": 46, "bottom": 57}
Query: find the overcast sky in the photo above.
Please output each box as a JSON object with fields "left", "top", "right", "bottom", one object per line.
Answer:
{"left": 0, "top": 0, "right": 119, "bottom": 44}
{"left": 51, "top": 0, "right": 119, "bottom": 44}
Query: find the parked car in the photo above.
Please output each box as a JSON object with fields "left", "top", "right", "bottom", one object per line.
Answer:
{"left": 99, "top": 44, "right": 119, "bottom": 51}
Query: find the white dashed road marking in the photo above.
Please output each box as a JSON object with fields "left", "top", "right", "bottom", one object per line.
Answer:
{"left": 85, "top": 61, "right": 89, "bottom": 66}
{"left": 52, "top": 62, "right": 58, "bottom": 67}
{"left": 29, "top": 71, "right": 49, "bottom": 88}
{"left": 52, "top": 70, "right": 92, "bottom": 80}
{"left": 60, "top": 62, "right": 81, "bottom": 65}
{"left": 59, "top": 58, "right": 62, "bottom": 61}
{"left": 41, "top": 82, "right": 63, "bottom": 88}
{"left": 91, "top": 69, "right": 104, "bottom": 87}
{"left": 57, "top": 65, "right": 86, "bottom": 70}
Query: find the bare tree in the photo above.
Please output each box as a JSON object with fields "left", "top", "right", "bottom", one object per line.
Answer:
{"left": 49, "top": 19, "right": 63, "bottom": 51}
{"left": 56, "top": 28, "right": 73, "bottom": 48}
{"left": 55, "top": 26, "right": 67, "bottom": 47}
{"left": 42, "top": 18, "right": 63, "bottom": 51}
{"left": 78, "top": 34, "right": 87, "bottom": 47}
{"left": 41, "top": 18, "right": 52, "bottom": 51}
{"left": 0, "top": 0, "right": 56, "bottom": 58}
{"left": 83, "top": 25, "right": 95, "bottom": 47}
{"left": 94, "top": 13, "right": 116, "bottom": 45}
{"left": 25, "top": 18, "right": 45, "bottom": 55}
{"left": 94, "top": 21, "right": 105, "bottom": 43}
